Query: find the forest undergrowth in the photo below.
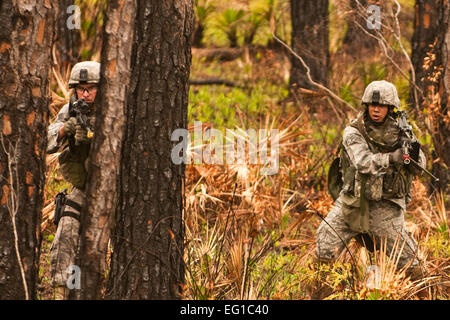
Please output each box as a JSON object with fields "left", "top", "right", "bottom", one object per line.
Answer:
{"left": 39, "top": 47, "right": 449, "bottom": 300}
{"left": 38, "top": 0, "right": 449, "bottom": 300}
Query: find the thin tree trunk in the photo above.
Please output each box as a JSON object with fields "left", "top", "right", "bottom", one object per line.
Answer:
{"left": 76, "top": 0, "right": 136, "bottom": 300}
{"left": 0, "top": 0, "right": 55, "bottom": 299}
{"left": 192, "top": 22, "right": 204, "bottom": 48}
{"left": 411, "top": 0, "right": 450, "bottom": 190}
{"left": 289, "top": 0, "right": 329, "bottom": 90}
{"left": 105, "top": 0, "right": 193, "bottom": 299}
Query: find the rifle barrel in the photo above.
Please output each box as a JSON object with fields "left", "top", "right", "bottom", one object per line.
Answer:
{"left": 409, "top": 158, "right": 439, "bottom": 182}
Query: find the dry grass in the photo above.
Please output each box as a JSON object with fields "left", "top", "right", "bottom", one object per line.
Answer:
{"left": 41, "top": 69, "right": 449, "bottom": 299}
{"left": 182, "top": 111, "right": 314, "bottom": 299}
{"left": 180, "top": 107, "right": 449, "bottom": 300}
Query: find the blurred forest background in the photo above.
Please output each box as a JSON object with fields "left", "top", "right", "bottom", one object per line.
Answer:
{"left": 23, "top": 0, "right": 450, "bottom": 299}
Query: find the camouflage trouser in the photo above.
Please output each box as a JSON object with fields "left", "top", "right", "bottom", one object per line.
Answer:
{"left": 50, "top": 187, "right": 85, "bottom": 287}
{"left": 315, "top": 197, "right": 419, "bottom": 269}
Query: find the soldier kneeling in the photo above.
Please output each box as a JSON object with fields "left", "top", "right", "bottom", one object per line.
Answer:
{"left": 313, "top": 80, "right": 426, "bottom": 299}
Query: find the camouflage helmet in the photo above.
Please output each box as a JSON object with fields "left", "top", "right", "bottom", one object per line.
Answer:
{"left": 68, "top": 61, "right": 101, "bottom": 88}
{"left": 361, "top": 80, "right": 400, "bottom": 109}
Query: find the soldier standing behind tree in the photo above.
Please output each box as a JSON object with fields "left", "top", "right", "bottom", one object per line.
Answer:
{"left": 47, "top": 61, "right": 100, "bottom": 300}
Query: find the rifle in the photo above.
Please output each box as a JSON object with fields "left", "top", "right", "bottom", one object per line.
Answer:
{"left": 397, "top": 111, "right": 439, "bottom": 182}
{"left": 68, "top": 97, "right": 94, "bottom": 146}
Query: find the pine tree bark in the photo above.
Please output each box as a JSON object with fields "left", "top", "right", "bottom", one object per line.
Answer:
{"left": 411, "top": 0, "right": 450, "bottom": 190}
{"left": 289, "top": 0, "right": 329, "bottom": 90}
{"left": 105, "top": 0, "right": 193, "bottom": 299}
{"left": 77, "top": 0, "right": 136, "bottom": 300}
{"left": 0, "top": 1, "right": 55, "bottom": 299}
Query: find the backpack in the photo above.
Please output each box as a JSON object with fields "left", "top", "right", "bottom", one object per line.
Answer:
{"left": 327, "top": 142, "right": 343, "bottom": 201}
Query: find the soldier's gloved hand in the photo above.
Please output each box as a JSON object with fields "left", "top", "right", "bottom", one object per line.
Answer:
{"left": 389, "top": 148, "right": 403, "bottom": 164}
{"left": 63, "top": 117, "right": 77, "bottom": 137}
{"left": 74, "top": 124, "right": 89, "bottom": 144}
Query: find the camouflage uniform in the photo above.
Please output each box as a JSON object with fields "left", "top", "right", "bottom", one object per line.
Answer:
{"left": 47, "top": 62, "right": 99, "bottom": 293}
{"left": 316, "top": 81, "right": 425, "bottom": 271}
{"left": 48, "top": 103, "right": 94, "bottom": 287}
{"left": 49, "top": 187, "right": 85, "bottom": 286}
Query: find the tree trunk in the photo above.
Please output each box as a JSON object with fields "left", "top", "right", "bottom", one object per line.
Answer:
{"left": 77, "top": 0, "right": 136, "bottom": 300}
{"left": 0, "top": 1, "right": 54, "bottom": 299}
{"left": 192, "top": 22, "right": 204, "bottom": 48}
{"left": 411, "top": 0, "right": 450, "bottom": 190}
{"left": 55, "top": 0, "right": 81, "bottom": 67}
{"left": 105, "top": 0, "right": 193, "bottom": 299}
{"left": 289, "top": 0, "right": 329, "bottom": 90}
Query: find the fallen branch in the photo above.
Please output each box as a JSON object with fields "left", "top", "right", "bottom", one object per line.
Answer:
{"left": 190, "top": 78, "right": 240, "bottom": 88}
{"left": 192, "top": 47, "right": 243, "bottom": 62}
{"left": 272, "top": 33, "right": 358, "bottom": 113}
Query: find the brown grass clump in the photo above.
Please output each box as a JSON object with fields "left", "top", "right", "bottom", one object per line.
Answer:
{"left": 182, "top": 112, "right": 320, "bottom": 299}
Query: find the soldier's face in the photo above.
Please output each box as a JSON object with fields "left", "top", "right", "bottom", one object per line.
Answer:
{"left": 76, "top": 84, "right": 98, "bottom": 103}
{"left": 368, "top": 104, "right": 389, "bottom": 123}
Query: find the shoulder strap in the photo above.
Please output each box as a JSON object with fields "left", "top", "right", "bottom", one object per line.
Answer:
{"left": 65, "top": 199, "right": 82, "bottom": 212}
{"left": 60, "top": 211, "right": 81, "bottom": 222}
{"left": 355, "top": 113, "right": 396, "bottom": 153}
{"left": 356, "top": 113, "right": 377, "bottom": 153}
{"left": 334, "top": 139, "right": 343, "bottom": 157}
